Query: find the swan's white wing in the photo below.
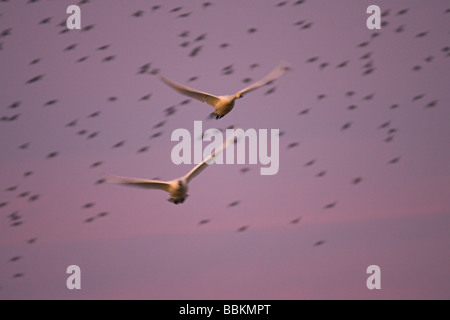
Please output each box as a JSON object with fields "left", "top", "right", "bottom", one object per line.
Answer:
{"left": 237, "top": 60, "right": 291, "bottom": 96}
{"left": 107, "top": 175, "right": 171, "bottom": 192}
{"left": 159, "top": 75, "right": 221, "bottom": 107}
{"left": 183, "top": 128, "right": 237, "bottom": 183}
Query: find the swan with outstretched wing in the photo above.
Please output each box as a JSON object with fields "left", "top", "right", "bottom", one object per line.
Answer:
{"left": 159, "top": 60, "right": 291, "bottom": 119}
{"left": 108, "top": 128, "right": 237, "bottom": 204}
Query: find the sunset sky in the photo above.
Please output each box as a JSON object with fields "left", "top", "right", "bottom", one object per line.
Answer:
{"left": 0, "top": 0, "right": 449, "bottom": 299}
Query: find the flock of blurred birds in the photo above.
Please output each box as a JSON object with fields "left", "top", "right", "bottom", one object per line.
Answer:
{"left": 0, "top": 0, "right": 448, "bottom": 284}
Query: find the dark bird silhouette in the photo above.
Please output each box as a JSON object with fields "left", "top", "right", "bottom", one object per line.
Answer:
{"left": 264, "top": 87, "right": 276, "bottom": 95}
{"left": 319, "top": 62, "right": 329, "bottom": 70}
{"left": 324, "top": 202, "right": 337, "bottom": 209}
{"left": 299, "top": 108, "right": 310, "bottom": 116}
{"left": 44, "top": 99, "right": 58, "bottom": 106}
{"left": 97, "top": 44, "right": 110, "bottom": 51}
{"left": 112, "top": 140, "right": 125, "bottom": 148}
{"left": 139, "top": 93, "right": 152, "bottom": 101}
{"left": 82, "top": 24, "right": 95, "bottom": 32}
{"left": 361, "top": 53, "right": 373, "bottom": 61}
{"left": 397, "top": 8, "right": 409, "bottom": 15}
{"left": 357, "top": 41, "right": 370, "bottom": 48}
{"left": 394, "top": 25, "right": 405, "bottom": 33}
{"left": 90, "top": 161, "right": 103, "bottom": 168}
{"left": 24, "top": 171, "right": 33, "bottom": 178}
{"left": 341, "top": 122, "right": 352, "bottom": 131}
{"left": 240, "top": 167, "right": 251, "bottom": 174}
{"left": 194, "top": 33, "right": 207, "bottom": 42}
{"left": 97, "top": 212, "right": 108, "bottom": 218}
{"left": 198, "top": 219, "right": 210, "bottom": 226}
{"left": 415, "top": 31, "right": 429, "bottom": 38}
{"left": 178, "top": 30, "right": 189, "bottom": 37}
{"left": 378, "top": 121, "right": 391, "bottom": 129}
{"left": 290, "top": 217, "right": 301, "bottom": 224}
{"left": 9, "top": 256, "right": 21, "bottom": 262}
{"left": 314, "top": 240, "right": 325, "bottom": 247}
{"left": 177, "top": 12, "right": 192, "bottom": 18}
{"left": 425, "top": 100, "right": 438, "bottom": 108}
{"left": 362, "top": 68, "right": 375, "bottom": 76}
{"left": 316, "top": 171, "right": 326, "bottom": 178}
{"left": 388, "top": 157, "right": 400, "bottom": 164}
{"left": 46, "top": 151, "right": 59, "bottom": 159}
{"left": 7, "top": 101, "right": 21, "bottom": 109}
{"left": 301, "top": 22, "right": 313, "bottom": 29}
{"left": 18, "top": 192, "right": 30, "bottom": 198}
{"left": 65, "top": 120, "right": 77, "bottom": 128}
{"left": 137, "top": 146, "right": 150, "bottom": 153}
{"left": 153, "top": 120, "right": 166, "bottom": 129}
{"left": 95, "top": 178, "right": 106, "bottom": 185}
{"left": 390, "top": 104, "right": 399, "bottom": 110}
{"left": 64, "top": 43, "right": 77, "bottom": 51}
{"left": 18, "top": 142, "right": 30, "bottom": 150}
{"left": 87, "top": 131, "right": 100, "bottom": 140}
{"left": 11, "top": 221, "right": 23, "bottom": 227}
{"left": 76, "top": 56, "right": 89, "bottom": 63}
{"left": 306, "top": 56, "right": 319, "bottom": 63}
{"left": 88, "top": 111, "right": 101, "bottom": 118}
{"left": 363, "top": 93, "right": 375, "bottom": 101}
{"left": 180, "top": 41, "right": 190, "bottom": 48}
{"left": 150, "top": 131, "right": 163, "bottom": 139}
{"left": 228, "top": 201, "right": 240, "bottom": 207}
{"left": 102, "top": 55, "right": 116, "bottom": 62}
{"left": 287, "top": 142, "right": 299, "bottom": 149}
{"left": 165, "top": 106, "right": 177, "bottom": 117}
{"left": 25, "top": 74, "right": 44, "bottom": 84}
{"left": 237, "top": 226, "right": 249, "bottom": 232}
{"left": 29, "top": 194, "right": 40, "bottom": 202}
{"left": 352, "top": 177, "right": 362, "bottom": 184}
{"left": 202, "top": 2, "right": 213, "bottom": 9}
{"left": 82, "top": 202, "right": 95, "bottom": 209}
{"left": 336, "top": 61, "right": 349, "bottom": 68}
{"left": 5, "top": 185, "right": 18, "bottom": 192}
{"left": 132, "top": 10, "right": 144, "bottom": 17}
{"left": 276, "top": 1, "right": 288, "bottom": 7}
{"left": 29, "top": 58, "right": 41, "bottom": 65}
{"left": 189, "top": 46, "right": 202, "bottom": 57}
{"left": 151, "top": 5, "right": 161, "bottom": 12}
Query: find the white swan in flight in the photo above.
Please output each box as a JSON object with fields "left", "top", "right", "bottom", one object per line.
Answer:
{"left": 159, "top": 60, "right": 291, "bottom": 119}
{"left": 108, "top": 128, "right": 237, "bottom": 204}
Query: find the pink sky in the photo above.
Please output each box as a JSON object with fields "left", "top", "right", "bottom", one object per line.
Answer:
{"left": 0, "top": 0, "right": 449, "bottom": 300}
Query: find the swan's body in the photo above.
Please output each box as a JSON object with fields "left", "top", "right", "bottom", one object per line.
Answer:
{"left": 159, "top": 60, "right": 290, "bottom": 119}
{"left": 108, "top": 129, "right": 236, "bottom": 204}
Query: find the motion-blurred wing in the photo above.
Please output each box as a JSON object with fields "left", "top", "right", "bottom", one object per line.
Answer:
{"left": 107, "top": 175, "right": 171, "bottom": 192}
{"left": 237, "top": 60, "right": 291, "bottom": 96}
{"left": 159, "top": 75, "right": 221, "bottom": 107}
{"left": 183, "top": 128, "right": 237, "bottom": 183}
